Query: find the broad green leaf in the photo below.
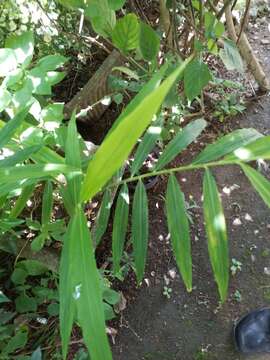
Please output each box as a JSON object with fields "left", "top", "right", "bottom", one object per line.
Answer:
{"left": 219, "top": 38, "right": 244, "bottom": 73}
{"left": 131, "top": 115, "right": 163, "bottom": 176}
{"left": 203, "top": 169, "right": 229, "bottom": 303}
{"left": 112, "top": 14, "right": 139, "bottom": 53}
{"left": 47, "top": 71, "right": 66, "bottom": 86}
{"left": 0, "top": 164, "right": 80, "bottom": 184}
{"left": 81, "top": 57, "right": 192, "bottom": 201}
{"left": 108, "top": 0, "right": 125, "bottom": 10}
{"left": 225, "top": 135, "right": 270, "bottom": 162}
{"left": 10, "top": 183, "right": 36, "bottom": 218}
{"left": 37, "top": 55, "right": 68, "bottom": 72}
{"left": 42, "top": 181, "right": 53, "bottom": 225}
{"left": 65, "top": 112, "right": 82, "bottom": 206}
{"left": 0, "top": 88, "right": 12, "bottom": 112}
{"left": 0, "top": 49, "right": 17, "bottom": 77}
{"left": 60, "top": 207, "right": 112, "bottom": 360}
{"left": 215, "top": 21, "right": 225, "bottom": 38}
{"left": 165, "top": 175, "right": 192, "bottom": 291}
{"left": 155, "top": 118, "right": 207, "bottom": 170}
{"left": 5, "top": 31, "right": 34, "bottom": 68}
{"left": 193, "top": 128, "right": 262, "bottom": 164}
{"left": 241, "top": 164, "right": 270, "bottom": 208}
{"left": 31, "top": 347, "right": 42, "bottom": 360}
{"left": 17, "top": 260, "right": 48, "bottom": 275}
{"left": 0, "top": 107, "right": 30, "bottom": 149}
{"left": 41, "top": 103, "right": 64, "bottom": 123}
{"left": 92, "top": 188, "right": 112, "bottom": 246}
{"left": 31, "top": 232, "right": 48, "bottom": 252}
{"left": 15, "top": 294, "right": 37, "bottom": 313}
{"left": 184, "top": 59, "right": 211, "bottom": 101}
{"left": 2, "top": 329, "right": 28, "bottom": 355}
{"left": 132, "top": 181, "right": 148, "bottom": 283}
{"left": 27, "top": 68, "right": 51, "bottom": 95}
{"left": 84, "top": 0, "right": 115, "bottom": 38}
{"left": 2, "top": 68, "right": 23, "bottom": 88}
{"left": 112, "top": 184, "right": 129, "bottom": 274}
{"left": 0, "top": 290, "right": 10, "bottom": 303}
{"left": 139, "top": 22, "right": 160, "bottom": 61}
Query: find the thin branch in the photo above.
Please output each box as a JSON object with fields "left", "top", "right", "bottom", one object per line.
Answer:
{"left": 237, "top": 0, "right": 251, "bottom": 44}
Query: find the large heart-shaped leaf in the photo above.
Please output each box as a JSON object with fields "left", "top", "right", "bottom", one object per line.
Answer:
{"left": 112, "top": 13, "right": 139, "bottom": 53}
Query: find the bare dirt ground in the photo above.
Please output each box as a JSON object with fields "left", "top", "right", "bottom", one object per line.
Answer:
{"left": 112, "top": 11, "right": 270, "bottom": 360}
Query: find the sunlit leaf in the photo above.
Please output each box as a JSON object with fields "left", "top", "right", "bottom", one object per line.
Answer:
{"left": 155, "top": 118, "right": 207, "bottom": 170}
{"left": 241, "top": 164, "right": 270, "bottom": 208}
{"left": 132, "top": 180, "right": 148, "bottom": 283}
{"left": 10, "top": 183, "right": 36, "bottom": 218}
{"left": 112, "top": 184, "right": 129, "bottom": 274}
{"left": 81, "top": 57, "right": 192, "bottom": 201}
{"left": 219, "top": 38, "right": 244, "bottom": 73}
{"left": 225, "top": 135, "right": 270, "bottom": 162}
{"left": 193, "top": 128, "right": 262, "bottom": 164}
{"left": 112, "top": 13, "right": 139, "bottom": 53}
{"left": 166, "top": 175, "right": 192, "bottom": 291}
{"left": 203, "top": 169, "right": 229, "bottom": 303}
{"left": 5, "top": 31, "right": 34, "bottom": 68}
{"left": 0, "top": 48, "right": 17, "bottom": 77}
{"left": 0, "top": 88, "right": 12, "bottom": 112}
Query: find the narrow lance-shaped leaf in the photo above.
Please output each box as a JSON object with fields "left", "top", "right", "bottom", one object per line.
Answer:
{"left": 241, "top": 164, "right": 270, "bottom": 208}
{"left": 41, "top": 181, "right": 53, "bottom": 226}
{"left": 132, "top": 180, "right": 148, "bottom": 283}
{"left": 80, "top": 56, "right": 193, "bottom": 202}
{"left": 131, "top": 115, "right": 163, "bottom": 176}
{"left": 155, "top": 118, "right": 207, "bottom": 170}
{"left": 0, "top": 164, "right": 80, "bottom": 184}
{"left": 73, "top": 207, "right": 112, "bottom": 360}
{"left": 203, "top": 169, "right": 229, "bottom": 303}
{"left": 225, "top": 135, "right": 270, "bottom": 162}
{"left": 165, "top": 175, "right": 192, "bottom": 291}
{"left": 10, "top": 183, "right": 36, "bottom": 218}
{"left": 112, "top": 184, "right": 129, "bottom": 274}
{"left": 65, "top": 111, "right": 82, "bottom": 206}
{"left": 0, "top": 145, "right": 41, "bottom": 168}
{"left": 0, "top": 106, "right": 30, "bottom": 149}
{"left": 193, "top": 128, "right": 262, "bottom": 164}
{"left": 92, "top": 188, "right": 112, "bottom": 247}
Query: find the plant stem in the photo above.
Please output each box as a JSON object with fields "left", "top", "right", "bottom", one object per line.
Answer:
{"left": 113, "top": 159, "right": 241, "bottom": 187}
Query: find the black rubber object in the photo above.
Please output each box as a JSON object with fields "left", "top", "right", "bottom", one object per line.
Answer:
{"left": 234, "top": 308, "right": 270, "bottom": 354}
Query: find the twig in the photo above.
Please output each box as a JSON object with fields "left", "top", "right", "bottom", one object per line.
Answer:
{"left": 236, "top": 0, "right": 251, "bottom": 45}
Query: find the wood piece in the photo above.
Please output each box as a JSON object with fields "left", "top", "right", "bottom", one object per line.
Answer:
{"left": 64, "top": 50, "right": 124, "bottom": 122}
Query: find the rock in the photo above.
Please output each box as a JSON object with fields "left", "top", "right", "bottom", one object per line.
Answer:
{"left": 261, "top": 39, "right": 270, "bottom": 45}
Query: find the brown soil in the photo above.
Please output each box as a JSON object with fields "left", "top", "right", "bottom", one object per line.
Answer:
{"left": 111, "top": 9, "right": 270, "bottom": 360}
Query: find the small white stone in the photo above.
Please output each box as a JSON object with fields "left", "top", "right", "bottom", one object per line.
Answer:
{"left": 233, "top": 218, "right": 242, "bottom": 226}
{"left": 244, "top": 213, "right": 253, "bottom": 222}
{"left": 264, "top": 267, "right": 270, "bottom": 276}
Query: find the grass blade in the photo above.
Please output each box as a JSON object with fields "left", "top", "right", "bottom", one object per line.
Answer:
{"left": 241, "top": 164, "right": 270, "bottom": 208}
{"left": 203, "top": 169, "right": 229, "bottom": 303}
{"left": 41, "top": 181, "right": 53, "bottom": 226}
{"left": 155, "top": 118, "right": 207, "bottom": 170}
{"left": 193, "top": 128, "right": 262, "bottom": 164}
{"left": 81, "top": 57, "right": 193, "bottom": 201}
{"left": 112, "top": 184, "right": 129, "bottom": 274}
{"left": 165, "top": 174, "right": 192, "bottom": 291}
{"left": 132, "top": 180, "right": 148, "bottom": 283}
{"left": 0, "top": 145, "right": 41, "bottom": 168}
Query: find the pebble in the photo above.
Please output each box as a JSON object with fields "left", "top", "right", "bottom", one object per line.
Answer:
{"left": 261, "top": 39, "right": 270, "bottom": 45}
{"left": 264, "top": 267, "right": 270, "bottom": 276}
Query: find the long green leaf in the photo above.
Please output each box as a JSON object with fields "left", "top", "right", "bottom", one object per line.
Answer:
{"left": 61, "top": 207, "right": 112, "bottom": 360}
{"left": 0, "top": 164, "right": 80, "bottom": 184}
{"left": 132, "top": 180, "right": 148, "bottom": 283}
{"left": 0, "top": 107, "right": 29, "bottom": 149}
{"left": 193, "top": 128, "right": 262, "bottom": 164}
{"left": 165, "top": 175, "right": 192, "bottom": 291}
{"left": 241, "top": 164, "right": 270, "bottom": 208}
{"left": 203, "top": 169, "right": 229, "bottom": 303}
{"left": 112, "top": 184, "right": 129, "bottom": 274}
{"left": 9, "top": 183, "right": 36, "bottom": 218}
{"left": 65, "top": 111, "right": 82, "bottom": 206}
{"left": 59, "top": 221, "right": 76, "bottom": 359}
{"left": 131, "top": 115, "right": 163, "bottom": 176}
{"left": 41, "top": 181, "right": 53, "bottom": 226}
{"left": 92, "top": 188, "right": 112, "bottom": 246}
{"left": 155, "top": 118, "right": 207, "bottom": 170}
{"left": 225, "top": 135, "right": 270, "bottom": 162}
{"left": 81, "top": 57, "right": 193, "bottom": 201}
{"left": 0, "top": 145, "right": 41, "bottom": 168}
